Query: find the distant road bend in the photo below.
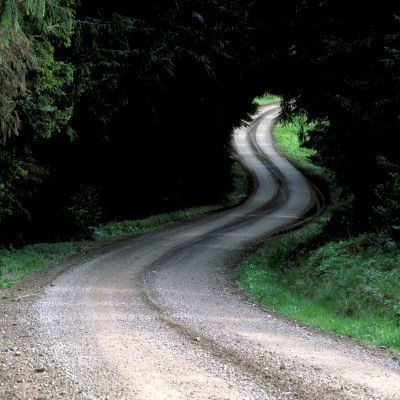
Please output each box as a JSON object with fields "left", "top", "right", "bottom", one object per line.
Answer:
{"left": 2, "top": 103, "right": 400, "bottom": 399}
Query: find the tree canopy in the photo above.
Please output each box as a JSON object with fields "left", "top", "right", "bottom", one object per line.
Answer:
{"left": 1, "top": 0, "right": 400, "bottom": 244}
{"left": 244, "top": 0, "right": 400, "bottom": 232}
{"left": 278, "top": 1, "right": 400, "bottom": 232}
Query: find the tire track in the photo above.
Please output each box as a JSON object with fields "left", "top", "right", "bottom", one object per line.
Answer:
{"left": 5, "top": 104, "right": 399, "bottom": 400}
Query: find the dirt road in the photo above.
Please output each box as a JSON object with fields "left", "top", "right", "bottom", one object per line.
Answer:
{"left": 1, "top": 103, "right": 399, "bottom": 399}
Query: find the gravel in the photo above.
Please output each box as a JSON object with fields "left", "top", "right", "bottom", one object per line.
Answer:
{"left": 1, "top": 104, "right": 399, "bottom": 400}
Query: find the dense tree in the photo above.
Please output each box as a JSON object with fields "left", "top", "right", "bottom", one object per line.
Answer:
{"left": 2, "top": 0, "right": 399, "bottom": 245}
{"left": 1, "top": 0, "right": 258, "bottom": 243}
{"left": 36, "top": 0, "right": 256, "bottom": 232}
{"left": 248, "top": 0, "right": 400, "bottom": 232}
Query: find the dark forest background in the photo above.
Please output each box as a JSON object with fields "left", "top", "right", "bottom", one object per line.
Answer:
{"left": 1, "top": 0, "right": 400, "bottom": 246}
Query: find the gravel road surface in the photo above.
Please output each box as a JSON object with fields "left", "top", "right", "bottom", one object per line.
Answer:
{"left": 1, "top": 104, "right": 399, "bottom": 400}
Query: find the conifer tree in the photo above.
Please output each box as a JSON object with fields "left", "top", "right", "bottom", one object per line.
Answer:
{"left": 0, "top": 0, "right": 38, "bottom": 142}
{"left": 0, "top": 0, "right": 74, "bottom": 142}
{"left": 0, "top": 0, "right": 74, "bottom": 236}
{"left": 60, "top": 0, "right": 255, "bottom": 222}
{"left": 248, "top": 0, "right": 400, "bottom": 231}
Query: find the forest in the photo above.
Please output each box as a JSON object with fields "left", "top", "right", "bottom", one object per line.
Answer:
{"left": 1, "top": 0, "right": 400, "bottom": 247}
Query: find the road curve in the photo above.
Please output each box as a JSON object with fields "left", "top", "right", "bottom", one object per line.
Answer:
{"left": 2, "top": 103, "right": 400, "bottom": 400}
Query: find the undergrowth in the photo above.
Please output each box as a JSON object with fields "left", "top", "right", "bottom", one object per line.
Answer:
{"left": 255, "top": 94, "right": 321, "bottom": 174}
{"left": 235, "top": 225, "right": 400, "bottom": 352}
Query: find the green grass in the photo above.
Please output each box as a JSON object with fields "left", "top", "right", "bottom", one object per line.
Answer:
{"left": 92, "top": 204, "right": 222, "bottom": 239}
{"left": 0, "top": 242, "right": 88, "bottom": 290}
{"left": 235, "top": 226, "right": 400, "bottom": 352}
{"left": 273, "top": 122, "right": 322, "bottom": 174}
{"left": 253, "top": 93, "right": 281, "bottom": 105}
{"left": 254, "top": 93, "right": 322, "bottom": 175}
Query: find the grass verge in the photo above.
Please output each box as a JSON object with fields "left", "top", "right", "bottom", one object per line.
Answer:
{"left": 235, "top": 109, "right": 400, "bottom": 352}
{"left": 0, "top": 242, "right": 88, "bottom": 291}
{"left": 254, "top": 93, "right": 322, "bottom": 174}
{"left": 92, "top": 204, "right": 222, "bottom": 239}
{"left": 0, "top": 206, "right": 217, "bottom": 292}
{"left": 0, "top": 162, "right": 248, "bottom": 292}
{"left": 235, "top": 223, "right": 400, "bottom": 352}
{"left": 0, "top": 205, "right": 218, "bottom": 291}
{"left": 273, "top": 123, "right": 321, "bottom": 174}
{"left": 253, "top": 92, "right": 281, "bottom": 105}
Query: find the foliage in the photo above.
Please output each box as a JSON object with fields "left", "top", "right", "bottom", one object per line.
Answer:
{"left": 44, "top": 0, "right": 257, "bottom": 231}
{"left": 0, "top": 0, "right": 74, "bottom": 142}
{"left": 19, "top": 0, "right": 75, "bottom": 140}
{"left": 70, "top": 4, "right": 174, "bottom": 134}
{"left": 0, "top": 30, "right": 38, "bottom": 142}
{"left": 1, "top": 0, "right": 260, "bottom": 244}
{"left": 301, "top": 234, "right": 400, "bottom": 320}
{"left": 2, "top": 0, "right": 399, "bottom": 243}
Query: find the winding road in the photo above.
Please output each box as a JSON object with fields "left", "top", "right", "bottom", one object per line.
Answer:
{"left": 1, "top": 103, "right": 399, "bottom": 399}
